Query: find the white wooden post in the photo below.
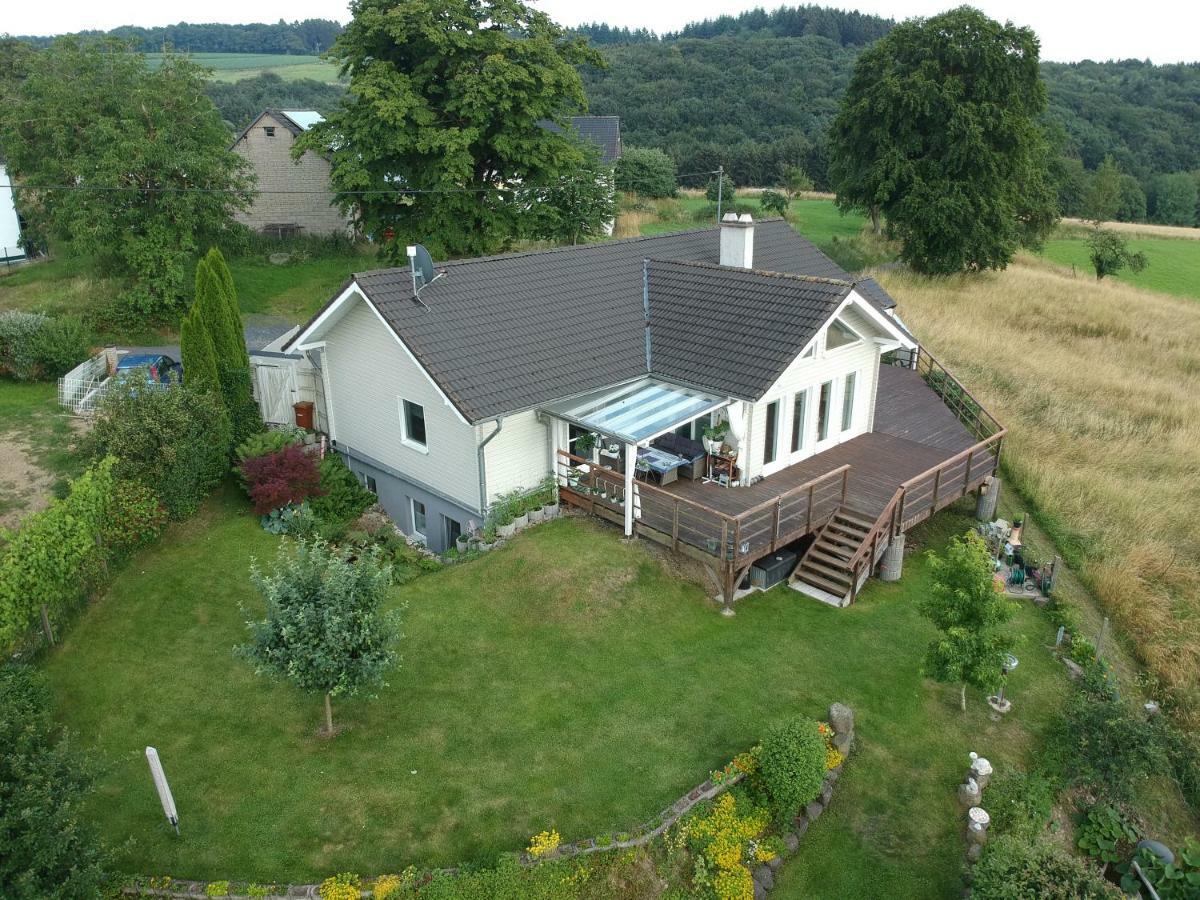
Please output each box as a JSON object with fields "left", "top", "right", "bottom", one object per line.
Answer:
{"left": 624, "top": 442, "right": 636, "bottom": 536}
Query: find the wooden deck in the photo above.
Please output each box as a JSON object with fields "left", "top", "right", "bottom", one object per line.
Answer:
{"left": 556, "top": 351, "right": 1005, "bottom": 603}
{"left": 663, "top": 363, "right": 979, "bottom": 519}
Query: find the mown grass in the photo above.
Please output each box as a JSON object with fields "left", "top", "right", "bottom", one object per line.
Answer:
{"left": 1039, "top": 232, "right": 1200, "bottom": 302}
{"left": 876, "top": 256, "right": 1200, "bottom": 722}
{"left": 44, "top": 485, "right": 1076, "bottom": 895}
{"left": 146, "top": 52, "right": 342, "bottom": 84}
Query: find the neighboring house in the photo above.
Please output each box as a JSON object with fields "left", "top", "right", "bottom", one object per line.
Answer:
{"left": 0, "top": 162, "right": 25, "bottom": 262}
{"left": 279, "top": 215, "right": 1004, "bottom": 608}
{"left": 538, "top": 116, "right": 622, "bottom": 165}
{"left": 230, "top": 109, "right": 353, "bottom": 238}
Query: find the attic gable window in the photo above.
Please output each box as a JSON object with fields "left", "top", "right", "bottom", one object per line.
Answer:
{"left": 264, "top": 126, "right": 276, "bottom": 137}
{"left": 826, "top": 318, "right": 861, "bottom": 351}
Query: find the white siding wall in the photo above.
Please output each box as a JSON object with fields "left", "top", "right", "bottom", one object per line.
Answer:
{"left": 740, "top": 312, "right": 883, "bottom": 482}
{"left": 323, "top": 297, "right": 481, "bottom": 510}
{"left": 481, "top": 409, "right": 552, "bottom": 503}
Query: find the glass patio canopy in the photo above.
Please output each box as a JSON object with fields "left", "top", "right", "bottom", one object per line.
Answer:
{"left": 541, "top": 377, "right": 728, "bottom": 445}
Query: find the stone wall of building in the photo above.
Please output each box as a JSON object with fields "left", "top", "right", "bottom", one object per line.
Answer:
{"left": 232, "top": 112, "right": 353, "bottom": 237}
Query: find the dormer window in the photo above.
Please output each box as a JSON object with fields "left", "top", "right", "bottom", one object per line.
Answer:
{"left": 826, "top": 318, "right": 861, "bottom": 351}
{"left": 264, "top": 126, "right": 276, "bottom": 137}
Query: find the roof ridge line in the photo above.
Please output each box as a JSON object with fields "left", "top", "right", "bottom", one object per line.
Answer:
{"left": 646, "top": 257, "right": 854, "bottom": 288}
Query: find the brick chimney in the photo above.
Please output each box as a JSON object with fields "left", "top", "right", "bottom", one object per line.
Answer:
{"left": 719, "top": 213, "right": 755, "bottom": 269}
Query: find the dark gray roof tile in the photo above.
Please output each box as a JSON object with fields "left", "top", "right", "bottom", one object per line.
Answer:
{"left": 647, "top": 260, "right": 852, "bottom": 399}
{"left": 317, "top": 219, "right": 857, "bottom": 422}
{"left": 537, "top": 116, "right": 622, "bottom": 163}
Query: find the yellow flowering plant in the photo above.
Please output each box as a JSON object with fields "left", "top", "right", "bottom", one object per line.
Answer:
{"left": 687, "top": 793, "right": 770, "bottom": 899}
{"left": 318, "top": 873, "right": 362, "bottom": 900}
{"left": 527, "top": 828, "right": 562, "bottom": 859}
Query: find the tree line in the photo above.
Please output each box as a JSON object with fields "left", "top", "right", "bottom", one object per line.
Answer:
{"left": 16, "top": 19, "right": 343, "bottom": 55}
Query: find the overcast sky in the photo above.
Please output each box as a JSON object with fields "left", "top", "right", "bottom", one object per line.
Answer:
{"left": 8, "top": 1, "right": 1198, "bottom": 64}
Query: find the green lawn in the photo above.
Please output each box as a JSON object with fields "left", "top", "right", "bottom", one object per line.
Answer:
{"left": 1039, "top": 234, "right": 1200, "bottom": 302}
{"left": 146, "top": 52, "right": 342, "bottom": 84}
{"left": 43, "top": 486, "right": 1070, "bottom": 895}
{"left": 0, "top": 247, "right": 370, "bottom": 343}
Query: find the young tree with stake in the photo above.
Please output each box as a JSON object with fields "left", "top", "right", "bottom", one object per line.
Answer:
{"left": 918, "top": 532, "right": 1016, "bottom": 712}
{"left": 238, "top": 540, "right": 399, "bottom": 736}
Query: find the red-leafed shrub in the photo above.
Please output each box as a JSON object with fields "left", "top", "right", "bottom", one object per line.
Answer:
{"left": 239, "top": 444, "right": 324, "bottom": 515}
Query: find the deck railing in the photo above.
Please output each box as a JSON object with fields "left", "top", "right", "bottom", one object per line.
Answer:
{"left": 888, "top": 347, "right": 1003, "bottom": 444}
{"left": 555, "top": 449, "right": 848, "bottom": 567}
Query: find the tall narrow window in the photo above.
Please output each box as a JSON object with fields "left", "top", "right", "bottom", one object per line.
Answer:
{"left": 410, "top": 498, "right": 427, "bottom": 542}
{"left": 763, "top": 400, "right": 779, "bottom": 465}
{"left": 444, "top": 516, "right": 462, "bottom": 547}
{"left": 817, "top": 381, "right": 833, "bottom": 441}
{"left": 400, "top": 398, "right": 427, "bottom": 449}
{"left": 791, "top": 390, "right": 808, "bottom": 453}
{"left": 841, "top": 372, "right": 857, "bottom": 432}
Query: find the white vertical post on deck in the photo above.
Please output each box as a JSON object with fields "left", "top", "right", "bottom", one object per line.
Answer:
{"left": 623, "top": 442, "right": 636, "bottom": 536}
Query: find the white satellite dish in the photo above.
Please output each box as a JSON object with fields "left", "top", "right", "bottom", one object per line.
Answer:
{"left": 406, "top": 244, "right": 445, "bottom": 305}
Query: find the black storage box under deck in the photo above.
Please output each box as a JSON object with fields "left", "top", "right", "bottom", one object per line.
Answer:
{"left": 749, "top": 549, "right": 798, "bottom": 589}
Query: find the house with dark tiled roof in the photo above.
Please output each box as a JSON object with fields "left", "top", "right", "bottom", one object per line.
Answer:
{"left": 268, "top": 215, "right": 1004, "bottom": 608}
{"left": 537, "top": 116, "right": 622, "bottom": 164}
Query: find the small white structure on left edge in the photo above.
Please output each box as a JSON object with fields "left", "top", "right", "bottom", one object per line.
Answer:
{"left": 0, "top": 163, "right": 25, "bottom": 263}
{"left": 145, "top": 746, "right": 179, "bottom": 835}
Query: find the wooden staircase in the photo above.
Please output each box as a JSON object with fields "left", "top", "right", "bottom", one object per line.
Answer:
{"left": 790, "top": 507, "right": 876, "bottom": 607}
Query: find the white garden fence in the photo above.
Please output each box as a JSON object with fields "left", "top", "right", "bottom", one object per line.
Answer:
{"left": 58, "top": 351, "right": 114, "bottom": 414}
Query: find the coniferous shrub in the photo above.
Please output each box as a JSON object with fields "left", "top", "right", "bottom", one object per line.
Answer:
{"left": 758, "top": 715, "right": 827, "bottom": 822}
{"left": 308, "top": 454, "right": 375, "bottom": 525}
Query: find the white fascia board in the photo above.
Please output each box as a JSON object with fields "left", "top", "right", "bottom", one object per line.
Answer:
{"left": 290, "top": 279, "right": 471, "bottom": 426}
{"left": 844, "top": 290, "right": 917, "bottom": 349}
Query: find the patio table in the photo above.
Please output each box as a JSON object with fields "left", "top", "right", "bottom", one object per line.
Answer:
{"left": 636, "top": 446, "right": 686, "bottom": 486}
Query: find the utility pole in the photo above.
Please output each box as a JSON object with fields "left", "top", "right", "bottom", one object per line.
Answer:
{"left": 715, "top": 165, "right": 724, "bottom": 222}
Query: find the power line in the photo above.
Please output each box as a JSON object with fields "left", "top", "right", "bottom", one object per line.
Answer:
{"left": 0, "top": 169, "right": 721, "bottom": 198}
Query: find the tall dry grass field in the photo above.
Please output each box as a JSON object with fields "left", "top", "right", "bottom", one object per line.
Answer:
{"left": 877, "top": 257, "right": 1200, "bottom": 718}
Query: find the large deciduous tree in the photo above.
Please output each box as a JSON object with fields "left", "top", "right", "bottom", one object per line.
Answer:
{"left": 297, "top": 0, "right": 603, "bottom": 260}
{"left": 828, "top": 7, "right": 1058, "bottom": 274}
{"left": 918, "top": 531, "right": 1016, "bottom": 711}
{"left": 238, "top": 539, "right": 399, "bottom": 736}
{"left": 0, "top": 39, "right": 253, "bottom": 316}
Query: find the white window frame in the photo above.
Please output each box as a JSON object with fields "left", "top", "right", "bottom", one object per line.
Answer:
{"left": 398, "top": 397, "right": 429, "bottom": 453}
{"left": 841, "top": 370, "right": 859, "bottom": 433}
{"left": 822, "top": 316, "right": 866, "bottom": 357}
{"left": 410, "top": 497, "right": 427, "bottom": 544}
{"left": 790, "top": 388, "right": 809, "bottom": 455}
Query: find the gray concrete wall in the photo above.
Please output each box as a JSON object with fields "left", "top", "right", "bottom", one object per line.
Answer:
{"left": 340, "top": 446, "right": 479, "bottom": 554}
{"left": 232, "top": 112, "right": 353, "bottom": 236}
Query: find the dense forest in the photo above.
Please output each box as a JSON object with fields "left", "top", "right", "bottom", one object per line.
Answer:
{"left": 206, "top": 74, "right": 346, "bottom": 128}
{"left": 16, "top": 7, "right": 1200, "bottom": 221}
{"left": 16, "top": 19, "right": 343, "bottom": 54}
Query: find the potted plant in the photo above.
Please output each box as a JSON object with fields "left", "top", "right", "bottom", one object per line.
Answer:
{"left": 528, "top": 490, "right": 546, "bottom": 524}
{"left": 566, "top": 467, "right": 582, "bottom": 489}
{"left": 703, "top": 420, "right": 730, "bottom": 454}
{"left": 511, "top": 495, "right": 530, "bottom": 531}
{"left": 542, "top": 478, "right": 561, "bottom": 519}
{"left": 574, "top": 431, "right": 597, "bottom": 460}
{"left": 455, "top": 533, "right": 470, "bottom": 554}
{"left": 479, "top": 524, "right": 497, "bottom": 551}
